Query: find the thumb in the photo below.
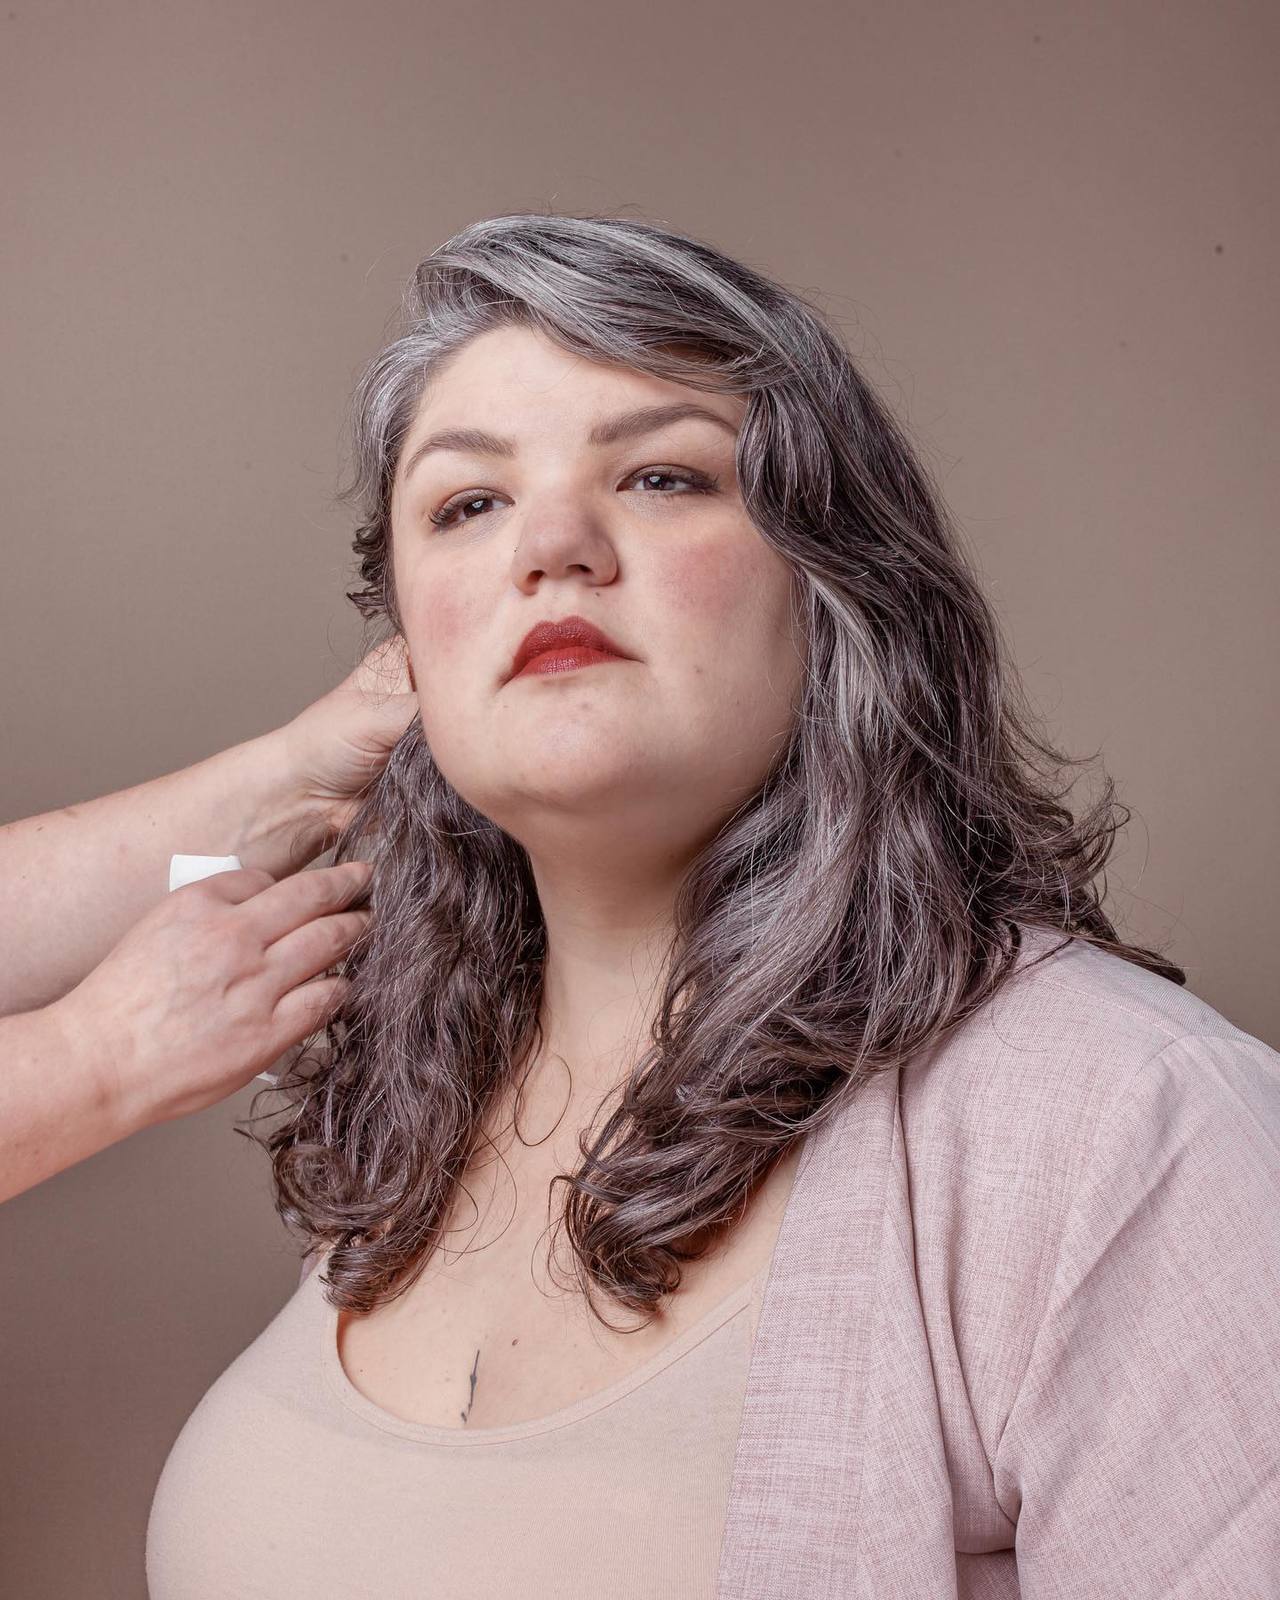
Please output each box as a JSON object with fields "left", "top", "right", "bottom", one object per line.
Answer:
{"left": 368, "top": 687, "right": 419, "bottom": 746}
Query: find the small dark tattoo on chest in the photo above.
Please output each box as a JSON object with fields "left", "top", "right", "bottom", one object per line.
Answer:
{"left": 460, "top": 1347, "right": 481, "bottom": 1424}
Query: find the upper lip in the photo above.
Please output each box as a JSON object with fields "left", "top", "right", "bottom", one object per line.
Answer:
{"left": 507, "top": 614, "right": 632, "bottom": 680}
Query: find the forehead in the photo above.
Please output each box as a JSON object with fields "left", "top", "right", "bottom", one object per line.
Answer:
{"left": 403, "top": 324, "right": 744, "bottom": 440}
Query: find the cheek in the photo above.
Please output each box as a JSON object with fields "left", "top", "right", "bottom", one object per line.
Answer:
{"left": 398, "top": 581, "right": 481, "bottom": 745}
{"left": 654, "top": 543, "right": 755, "bottom": 630}
{"left": 392, "top": 521, "right": 484, "bottom": 661}
{"left": 655, "top": 539, "right": 801, "bottom": 726}
{"left": 401, "top": 579, "right": 478, "bottom": 661}
{"left": 655, "top": 539, "right": 793, "bottom": 658}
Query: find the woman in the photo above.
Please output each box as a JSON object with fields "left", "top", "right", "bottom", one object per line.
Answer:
{"left": 144, "top": 213, "right": 1279, "bottom": 1598}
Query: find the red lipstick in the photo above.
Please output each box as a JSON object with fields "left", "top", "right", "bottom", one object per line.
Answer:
{"left": 508, "top": 615, "right": 632, "bottom": 681}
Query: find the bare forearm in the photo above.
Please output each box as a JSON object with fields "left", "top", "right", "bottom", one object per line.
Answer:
{"left": 0, "top": 1003, "right": 143, "bottom": 1206}
{"left": 0, "top": 730, "right": 329, "bottom": 1015}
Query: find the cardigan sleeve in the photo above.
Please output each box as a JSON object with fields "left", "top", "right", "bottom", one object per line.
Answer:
{"left": 992, "top": 1029, "right": 1280, "bottom": 1598}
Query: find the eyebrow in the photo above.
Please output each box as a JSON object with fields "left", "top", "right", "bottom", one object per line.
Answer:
{"left": 398, "top": 401, "right": 738, "bottom": 486}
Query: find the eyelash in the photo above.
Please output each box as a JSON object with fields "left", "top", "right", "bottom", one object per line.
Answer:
{"left": 425, "top": 466, "right": 720, "bottom": 530}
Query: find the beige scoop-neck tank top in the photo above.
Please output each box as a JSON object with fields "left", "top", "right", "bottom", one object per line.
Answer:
{"left": 145, "top": 1247, "right": 771, "bottom": 1597}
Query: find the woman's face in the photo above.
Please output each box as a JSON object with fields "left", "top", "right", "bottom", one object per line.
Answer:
{"left": 388, "top": 324, "right": 805, "bottom": 865}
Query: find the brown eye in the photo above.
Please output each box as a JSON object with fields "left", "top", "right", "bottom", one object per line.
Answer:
{"left": 426, "top": 466, "right": 719, "bottom": 532}
{"left": 627, "top": 467, "right": 719, "bottom": 497}
{"left": 428, "top": 492, "right": 497, "bottom": 529}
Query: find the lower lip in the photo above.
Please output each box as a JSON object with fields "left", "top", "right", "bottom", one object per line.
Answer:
{"left": 514, "top": 646, "right": 625, "bottom": 678}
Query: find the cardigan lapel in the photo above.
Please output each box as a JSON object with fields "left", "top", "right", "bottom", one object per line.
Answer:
{"left": 716, "top": 1061, "right": 901, "bottom": 1599}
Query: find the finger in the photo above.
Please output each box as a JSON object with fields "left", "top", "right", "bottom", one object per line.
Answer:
{"left": 270, "top": 972, "right": 353, "bottom": 1051}
{"left": 267, "top": 907, "right": 372, "bottom": 996}
{"left": 179, "top": 865, "right": 278, "bottom": 906}
{"left": 344, "top": 685, "right": 419, "bottom": 760}
{"left": 349, "top": 633, "right": 412, "bottom": 698}
{"left": 240, "top": 861, "right": 374, "bottom": 947}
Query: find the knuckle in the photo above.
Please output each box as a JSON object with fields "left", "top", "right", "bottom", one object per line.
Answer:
{"left": 330, "top": 910, "right": 367, "bottom": 948}
{"left": 317, "top": 864, "right": 363, "bottom": 902}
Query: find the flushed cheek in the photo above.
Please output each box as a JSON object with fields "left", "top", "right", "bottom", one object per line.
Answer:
{"left": 654, "top": 542, "right": 758, "bottom": 629}
{"left": 396, "top": 589, "right": 482, "bottom": 744}
{"left": 655, "top": 542, "right": 801, "bottom": 733}
{"left": 654, "top": 542, "right": 789, "bottom": 666}
{"left": 401, "top": 581, "right": 480, "bottom": 666}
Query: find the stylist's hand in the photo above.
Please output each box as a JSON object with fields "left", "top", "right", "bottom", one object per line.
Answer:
{"left": 52, "top": 860, "right": 374, "bottom": 1131}
{"left": 280, "top": 634, "right": 419, "bottom": 840}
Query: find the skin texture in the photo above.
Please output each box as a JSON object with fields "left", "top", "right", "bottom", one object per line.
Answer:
{"left": 389, "top": 325, "right": 805, "bottom": 1134}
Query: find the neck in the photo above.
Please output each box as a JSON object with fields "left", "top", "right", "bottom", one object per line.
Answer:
{"left": 522, "top": 848, "right": 687, "bottom": 1115}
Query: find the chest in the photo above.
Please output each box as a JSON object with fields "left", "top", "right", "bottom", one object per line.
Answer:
{"left": 334, "top": 1138, "right": 802, "bottom": 1431}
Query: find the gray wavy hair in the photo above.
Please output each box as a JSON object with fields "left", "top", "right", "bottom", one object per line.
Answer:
{"left": 246, "top": 211, "right": 1184, "bottom": 1328}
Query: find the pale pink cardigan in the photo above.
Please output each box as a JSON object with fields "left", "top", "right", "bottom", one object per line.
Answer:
{"left": 300, "top": 926, "right": 1280, "bottom": 1596}
{"left": 713, "top": 926, "right": 1280, "bottom": 1597}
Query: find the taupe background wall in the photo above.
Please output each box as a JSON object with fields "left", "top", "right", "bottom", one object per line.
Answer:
{"left": 2, "top": 1, "right": 1275, "bottom": 1593}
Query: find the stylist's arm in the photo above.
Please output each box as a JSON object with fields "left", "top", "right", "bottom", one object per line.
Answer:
{"left": 0, "top": 637, "right": 417, "bottom": 1205}
{"left": 0, "top": 862, "right": 374, "bottom": 1205}
{"left": 0, "top": 636, "right": 414, "bottom": 1016}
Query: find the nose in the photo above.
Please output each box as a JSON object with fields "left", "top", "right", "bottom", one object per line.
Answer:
{"left": 509, "top": 502, "right": 620, "bottom": 595}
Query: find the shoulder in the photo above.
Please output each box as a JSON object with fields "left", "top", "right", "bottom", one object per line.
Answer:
{"left": 897, "top": 925, "right": 1279, "bottom": 1254}
{"left": 296, "top": 1242, "right": 334, "bottom": 1291}
{"left": 962, "top": 921, "right": 1253, "bottom": 1062}
{"left": 881, "top": 928, "right": 1279, "bottom": 1531}
{"left": 974, "top": 946, "right": 1280, "bottom": 1589}
{"left": 905, "top": 924, "right": 1275, "bottom": 1134}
